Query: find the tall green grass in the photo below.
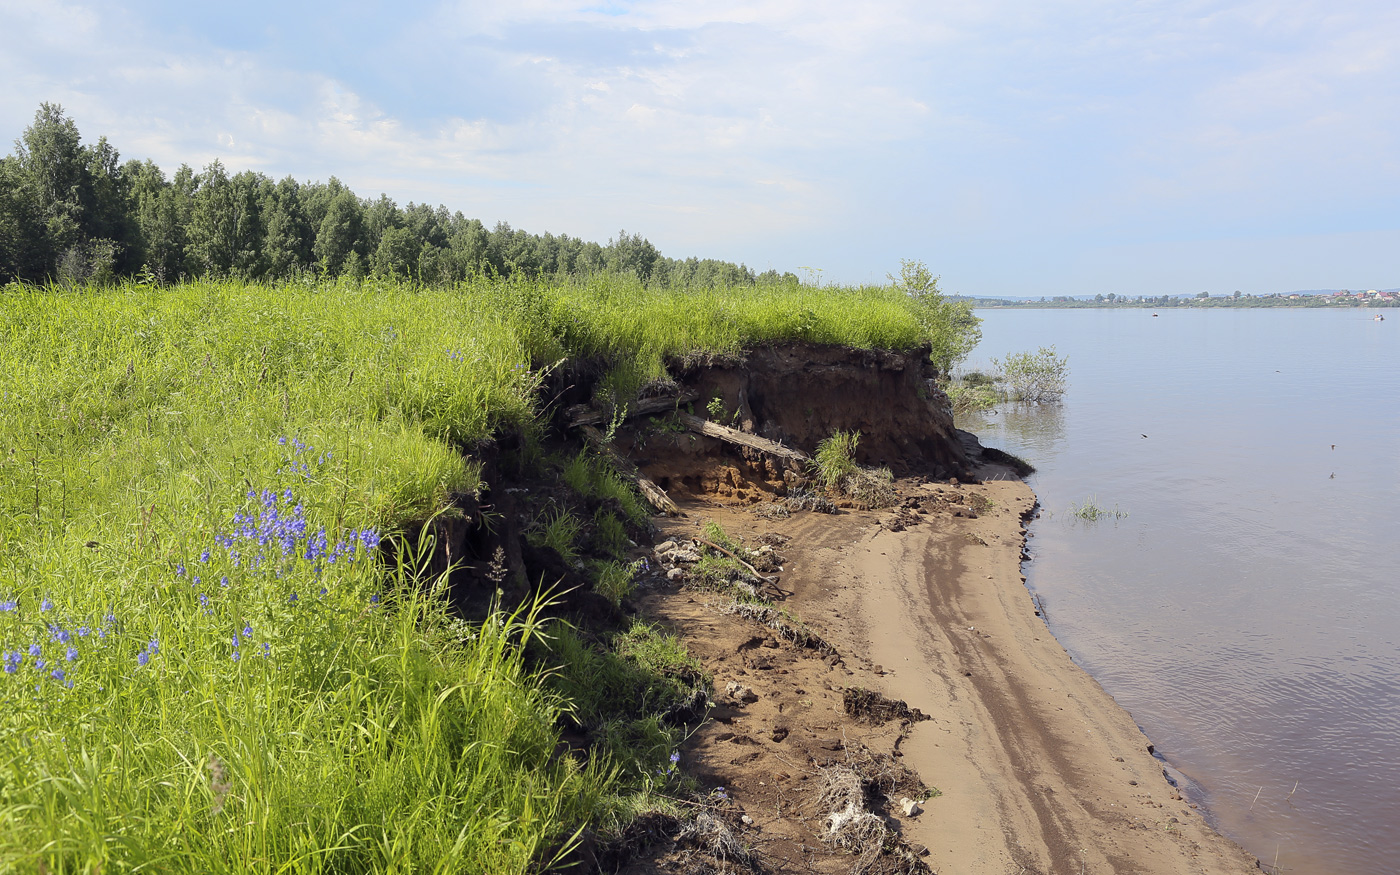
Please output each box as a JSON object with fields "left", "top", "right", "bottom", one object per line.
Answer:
{"left": 0, "top": 273, "right": 974, "bottom": 871}
{"left": 0, "top": 278, "right": 577, "bottom": 871}
{"left": 538, "top": 276, "right": 934, "bottom": 401}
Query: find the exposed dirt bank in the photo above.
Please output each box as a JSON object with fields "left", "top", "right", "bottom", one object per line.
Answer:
{"left": 590, "top": 343, "right": 1261, "bottom": 874}
{"left": 620, "top": 343, "right": 970, "bottom": 505}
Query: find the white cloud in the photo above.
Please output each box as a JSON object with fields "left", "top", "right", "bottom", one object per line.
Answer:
{"left": 2, "top": 0, "right": 1398, "bottom": 291}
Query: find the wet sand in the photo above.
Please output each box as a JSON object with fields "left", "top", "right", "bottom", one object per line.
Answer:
{"left": 842, "top": 477, "right": 1259, "bottom": 874}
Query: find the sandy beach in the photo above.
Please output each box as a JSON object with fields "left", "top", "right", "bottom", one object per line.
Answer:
{"left": 629, "top": 469, "right": 1261, "bottom": 874}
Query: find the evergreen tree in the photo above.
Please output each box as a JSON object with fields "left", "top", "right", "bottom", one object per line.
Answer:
{"left": 605, "top": 230, "right": 659, "bottom": 280}
{"left": 446, "top": 216, "right": 490, "bottom": 279}
{"left": 125, "top": 159, "right": 187, "bottom": 282}
{"left": 186, "top": 161, "right": 265, "bottom": 278}
{"left": 13, "top": 103, "right": 86, "bottom": 272}
{"left": 313, "top": 188, "right": 364, "bottom": 277}
{"left": 259, "top": 176, "right": 314, "bottom": 279}
{"left": 0, "top": 103, "right": 770, "bottom": 287}
{"left": 372, "top": 226, "right": 419, "bottom": 279}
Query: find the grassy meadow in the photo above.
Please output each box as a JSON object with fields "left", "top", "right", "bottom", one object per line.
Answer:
{"left": 0, "top": 274, "right": 965, "bottom": 872}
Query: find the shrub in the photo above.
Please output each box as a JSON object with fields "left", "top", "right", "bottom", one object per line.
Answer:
{"left": 889, "top": 259, "right": 983, "bottom": 375}
{"left": 530, "top": 507, "right": 582, "bottom": 564}
{"left": 992, "top": 345, "right": 1069, "bottom": 404}
{"left": 592, "top": 559, "right": 639, "bottom": 606}
{"left": 561, "top": 451, "right": 650, "bottom": 528}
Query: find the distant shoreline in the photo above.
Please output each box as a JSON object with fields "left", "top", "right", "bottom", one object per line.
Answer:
{"left": 966, "top": 293, "right": 1398, "bottom": 310}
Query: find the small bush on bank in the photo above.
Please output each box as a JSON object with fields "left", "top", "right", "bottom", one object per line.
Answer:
{"left": 562, "top": 450, "right": 652, "bottom": 528}
{"left": 809, "top": 431, "right": 896, "bottom": 508}
{"left": 992, "top": 345, "right": 1069, "bottom": 404}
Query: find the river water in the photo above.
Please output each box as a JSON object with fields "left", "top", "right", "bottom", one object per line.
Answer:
{"left": 958, "top": 307, "right": 1399, "bottom": 875}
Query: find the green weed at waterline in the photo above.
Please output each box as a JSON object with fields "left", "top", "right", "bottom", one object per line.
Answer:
{"left": 1069, "top": 496, "right": 1128, "bottom": 521}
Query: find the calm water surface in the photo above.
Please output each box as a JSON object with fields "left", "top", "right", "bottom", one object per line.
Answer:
{"left": 959, "top": 308, "right": 1399, "bottom": 875}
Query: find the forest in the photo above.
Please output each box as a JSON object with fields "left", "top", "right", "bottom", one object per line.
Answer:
{"left": 0, "top": 103, "right": 787, "bottom": 288}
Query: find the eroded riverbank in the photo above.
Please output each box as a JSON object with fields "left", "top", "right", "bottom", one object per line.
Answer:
{"left": 611, "top": 468, "right": 1260, "bottom": 874}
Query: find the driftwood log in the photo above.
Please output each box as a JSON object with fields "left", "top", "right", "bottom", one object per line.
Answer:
{"left": 578, "top": 424, "right": 684, "bottom": 517}
{"left": 673, "top": 412, "right": 809, "bottom": 464}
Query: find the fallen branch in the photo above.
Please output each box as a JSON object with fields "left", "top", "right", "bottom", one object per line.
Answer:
{"left": 695, "top": 537, "right": 774, "bottom": 583}
{"left": 674, "top": 412, "right": 808, "bottom": 463}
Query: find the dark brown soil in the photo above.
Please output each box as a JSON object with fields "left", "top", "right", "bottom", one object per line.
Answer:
{"left": 623, "top": 344, "right": 973, "bottom": 504}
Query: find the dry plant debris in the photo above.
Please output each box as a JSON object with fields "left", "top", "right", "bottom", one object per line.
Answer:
{"left": 842, "top": 688, "right": 931, "bottom": 726}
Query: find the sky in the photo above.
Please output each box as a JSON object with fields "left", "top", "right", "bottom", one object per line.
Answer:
{"left": 2, "top": 0, "right": 1397, "bottom": 296}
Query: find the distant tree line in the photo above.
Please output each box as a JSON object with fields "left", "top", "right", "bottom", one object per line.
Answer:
{"left": 1, "top": 104, "right": 789, "bottom": 288}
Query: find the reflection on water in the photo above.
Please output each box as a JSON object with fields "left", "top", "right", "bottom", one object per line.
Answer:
{"left": 965, "top": 308, "right": 1400, "bottom": 875}
{"left": 959, "top": 402, "right": 1066, "bottom": 458}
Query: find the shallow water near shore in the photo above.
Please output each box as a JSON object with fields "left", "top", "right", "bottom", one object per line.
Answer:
{"left": 959, "top": 307, "right": 1399, "bottom": 875}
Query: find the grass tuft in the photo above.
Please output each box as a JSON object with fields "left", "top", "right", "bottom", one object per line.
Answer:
{"left": 1069, "top": 496, "right": 1128, "bottom": 521}
{"left": 813, "top": 430, "right": 861, "bottom": 491}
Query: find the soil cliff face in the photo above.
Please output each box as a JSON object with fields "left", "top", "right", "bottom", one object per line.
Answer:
{"left": 681, "top": 343, "right": 968, "bottom": 476}
{"left": 627, "top": 343, "right": 972, "bottom": 503}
